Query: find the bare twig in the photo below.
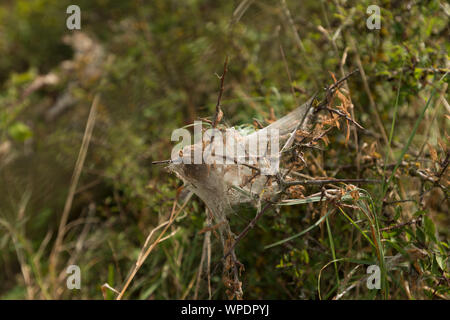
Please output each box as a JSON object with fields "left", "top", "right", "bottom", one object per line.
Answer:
{"left": 194, "top": 213, "right": 211, "bottom": 299}
{"left": 380, "top": 217, "right": 422, "bottom": 232}
{"left": 284, "top": 178, "right": 382, "bottom": 187}
{"left": 221, "top": 202, "right": 273, "bottom": 262}
{"left": 152, "top": 159, "right": 172, "bottom": 165}
{"left": 213, "top": 56, "right": 229, "bottom": 128}
{"left": 322, "top": 107, "right": 365, "bottom": 130}
{"left": 437, "top": 151, "right": 449, "bottom": 179}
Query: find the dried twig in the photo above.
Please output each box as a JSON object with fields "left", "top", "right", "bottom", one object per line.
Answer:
{"left": 380, "top": 217, "right": 422, "bottom": 232}
{"left": 222, "top": 202, "right": 273, "bottom": 262}
{"left": 322, "top": 107, "right": 365, "bottom": 130}
{"left": 48, "top": 93, "right": 100, "bottom": 294}
{"left": 284, "top": 178, "right": 381, "bottom": 187}
{"left": 116, "top": 192, "right": 193, "bottom": 300}
{"left": 213, "top": 56, "right": 229, "bottom": 128}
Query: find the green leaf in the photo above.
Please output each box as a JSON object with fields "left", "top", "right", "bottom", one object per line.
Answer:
{"left": 416, "top": 228, "right": 425, "bottom": 244}
{"left": 265, "top": 208, "right": 334, "bottom": 249}
{"left": 423, "top": 216, "right": 437, "bottom": 243}
{"left": 436, "top": 254, "right": 446, "bottom": 271}
{"left": 8, "top": 122, "right": 33, "bottom": 142}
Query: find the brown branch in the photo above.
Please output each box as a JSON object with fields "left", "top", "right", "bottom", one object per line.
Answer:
{"left": 216, "top": 178, "right": 375, "bottom": 272}
{"left": 437, "top": 151, "right": 449, "bottom": 179}
{"left": 222, "top": 202, "right": 273, "bottom": 262}
{"left": 380, "top": 217, "right": 422, "bottom": 232}
{"left": 213, "top": 56, "right": 229, "bottom": 128}
{"left": 152, "top": 159, "right": 172, "bottom": 165}
{"left": 312, "top": 68, "right": 358, "bottom": 112}
{"left": 323, "top": 107, "right": 365, "bottom": 130}
{"left": 284, "top": 178, "right": 382, "bottom": 187}
{"left": 213, "top": 153, "right": 262, "bottom": 173}
{"left": 327, "top": 68, "right": 359, "bottom": 93}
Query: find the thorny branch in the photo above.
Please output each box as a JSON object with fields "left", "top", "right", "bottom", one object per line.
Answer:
{"left": 160, "top": 65, "right": 447, "bottom": 299}
{"left": 215, "top": 69, "right": 375, "bottom": 281}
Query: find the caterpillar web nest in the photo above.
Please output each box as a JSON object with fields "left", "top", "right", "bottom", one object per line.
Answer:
{"left": 168, "top": 97, "right": 315, "bottom": 246}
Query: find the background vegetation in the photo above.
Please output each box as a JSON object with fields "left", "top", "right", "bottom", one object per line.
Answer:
{"left": 0, "top": 0, "right": 448, "bottom": 299}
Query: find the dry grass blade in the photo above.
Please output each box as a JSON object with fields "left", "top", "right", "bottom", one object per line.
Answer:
{"left": 116, "top": 192, "right": 193, "bottom": 300}
{"left": 48, "top": 93, "right": 101, "bottom": 293}
{"left": 194, "top": 214, "right": 212, "bottom": 299}
{"left": 101, "top": 283, "right": 120, "bottom": 299}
